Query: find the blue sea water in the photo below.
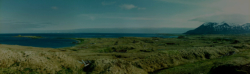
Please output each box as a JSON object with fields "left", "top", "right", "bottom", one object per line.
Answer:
{"left": 0, "top": 33, "right": 178, "bottom": 48}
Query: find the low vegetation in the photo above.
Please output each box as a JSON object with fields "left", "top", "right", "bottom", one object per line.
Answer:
{"left": 156, "top": 49, "right": 250, "bottom": 74}
{"left": 0, "top": 48, "right": 83, "bottom": 74}
{"left": 1, "top": 34, "right": 250, "bottom": 74}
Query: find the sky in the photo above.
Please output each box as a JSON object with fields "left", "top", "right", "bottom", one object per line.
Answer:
{"left": 0, "top": 0, "right": 250, "bottom": 33}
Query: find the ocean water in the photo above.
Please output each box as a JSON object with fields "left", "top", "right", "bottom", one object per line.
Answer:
{"left": 0, "top": 33, "right": 178, "bottom": 48}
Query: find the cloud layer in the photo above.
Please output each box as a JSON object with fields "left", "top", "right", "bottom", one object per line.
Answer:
{"left": 1, "top": 0, "right": 250, "bottom": 33}
{"left": 120, "top": 4, "right": 137, "bottom": 10}
{"left": 51, "top": 6, "right": 58, "bottom": 10}
{"left": 191, "top": 14, "right": 250, "bottom": 24}
{"left": 160, "top": 0, "right": 250, "bottom": 24}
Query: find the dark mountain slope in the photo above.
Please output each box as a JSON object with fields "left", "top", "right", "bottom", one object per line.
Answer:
{"left": 184, "top": 22, "right": 250, "bottom": 34}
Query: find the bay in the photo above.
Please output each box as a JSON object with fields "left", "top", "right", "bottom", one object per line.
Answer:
{"left": 0, "top": 33, "right": 178, "bottom": 48}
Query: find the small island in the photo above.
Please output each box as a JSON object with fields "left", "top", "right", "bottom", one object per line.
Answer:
{"left": 14, "top": 35, "right": 43, "bottom": 39}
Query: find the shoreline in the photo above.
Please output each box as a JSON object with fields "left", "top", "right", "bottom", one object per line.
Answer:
{"left": 1, "top": 35, "right": 250, "bottom": 73}
{"left": 13, "top": 35, "right": 43, "bottom": 39}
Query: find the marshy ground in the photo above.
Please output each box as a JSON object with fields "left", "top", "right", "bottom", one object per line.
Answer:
{"left": 1, "top": 34, "right": 250, "bottom": 74}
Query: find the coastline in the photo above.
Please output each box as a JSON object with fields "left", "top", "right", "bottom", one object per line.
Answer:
{"left": 13, "top": 35, "right": 43, "bottom": 39}
{"left": 1, "top": 35, "right": 250, "bottom": 73}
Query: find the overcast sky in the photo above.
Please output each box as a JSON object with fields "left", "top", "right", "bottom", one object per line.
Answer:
{"left": 0, "top": 0, "right": 250, "bottom": 33}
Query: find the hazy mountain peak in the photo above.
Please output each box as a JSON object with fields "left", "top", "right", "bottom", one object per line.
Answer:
{"left": 184, "top": 22, "right": 250, "bottom": 34}
{"left": 202, "top": 22, "right": 218, "bottom": 26}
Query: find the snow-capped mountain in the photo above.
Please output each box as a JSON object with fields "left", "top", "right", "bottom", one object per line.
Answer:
{"left": 184, "top": 22, "right": 250, "bottom": 34}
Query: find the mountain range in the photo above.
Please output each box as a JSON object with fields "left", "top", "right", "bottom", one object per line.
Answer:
{"left": 184, "top": 22, "right": 250, "bottom": 34}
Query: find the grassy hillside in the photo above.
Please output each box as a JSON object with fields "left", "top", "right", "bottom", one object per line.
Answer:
{"left": 1, "top": 34, "right": 250, "bottom": 74}
{"left": 0, "top": 48, "right": 83, "bottom": 74}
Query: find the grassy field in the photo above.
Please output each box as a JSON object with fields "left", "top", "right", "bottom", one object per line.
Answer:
{"left": 1, "top": 34, "right": 250, "bottom": 74}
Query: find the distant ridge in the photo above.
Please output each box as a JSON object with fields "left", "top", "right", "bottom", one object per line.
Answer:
{"left": 39, "top": 28, "right": 193, "bottom": 33}
{"left": 184, "top": 22, "right": 250, "bottom": 34}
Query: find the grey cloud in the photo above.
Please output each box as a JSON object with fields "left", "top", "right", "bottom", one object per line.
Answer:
{"left": 119, "top": 4, "right": 146, "bottom": 10}
{"left": 158, "top": 0, "right": 217, "bottom": 5}
{"left": 51, "top": 6, "right": 58, "bottom": 10}
{"left": 120, "top": 4, "right": 137, "bottom": 10}
{"left": 190, "top": 14, "right": 250, "bottom": 24}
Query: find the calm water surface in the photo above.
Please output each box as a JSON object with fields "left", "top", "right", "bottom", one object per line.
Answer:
{"left": 0, "top": 33, "right": 178, "bottom": 48}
